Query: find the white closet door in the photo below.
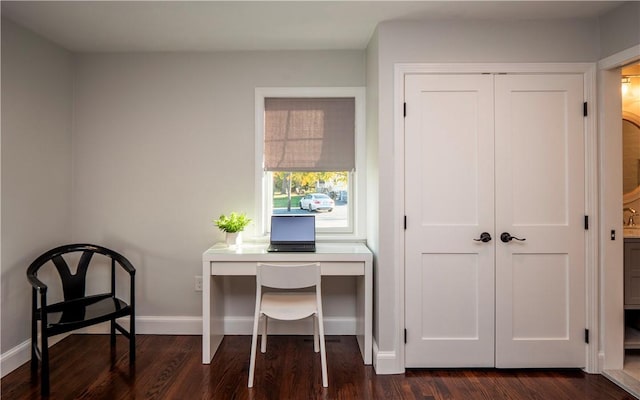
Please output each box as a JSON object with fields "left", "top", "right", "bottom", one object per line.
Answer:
{"left": 404, "top": 74, "right": 496, "bottom": 367}
{"left": 494, "top": 74, "right": 585, "bottom": 367}
{"left": 404, "top": 72, "right": 586, "bottom": 368}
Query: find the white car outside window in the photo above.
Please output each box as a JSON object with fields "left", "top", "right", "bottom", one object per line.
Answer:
{"left": 299, "top": 193, "right": 335, "bottom": 212}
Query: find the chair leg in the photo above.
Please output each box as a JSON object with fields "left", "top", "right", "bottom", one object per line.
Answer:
{"left": 31, "top": 292, "right": 38, "bottom": 382}
{"left": 129, "top": 314, "right": 136, "bottom": 365}
{"left": 41, "top": 333, "right": 50, "bottom": 396}
{"left": 248, "top": 311, "right": 261, "bottom": 387}
{"left": 260, "top": 316, "right": 268, "bottom": 353}
{"left": 110, "top": 319, "right": 116, "bottom": 347}
{"left": 317, "top": 313, "right": 328, "bottom": 387}
{"left": 313, "top": 316, "right": 319, "bottom": 353}
{"left": 30, "top": 322, "right": 37, "bottom": 380}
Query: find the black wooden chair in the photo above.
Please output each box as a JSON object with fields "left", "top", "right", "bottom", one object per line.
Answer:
{"left": 27, "top": 243, "right": 136, "bottom": 397}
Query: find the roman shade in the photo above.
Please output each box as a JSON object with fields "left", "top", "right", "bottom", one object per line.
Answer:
{"left": 264, "top": 97, "right": 355, "bottom": 172}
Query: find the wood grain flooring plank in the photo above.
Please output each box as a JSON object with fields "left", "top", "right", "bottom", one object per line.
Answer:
{"left": 2, "top": 334, "right": 637, "bottom": 400}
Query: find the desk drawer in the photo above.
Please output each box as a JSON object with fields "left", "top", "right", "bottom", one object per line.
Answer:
{"left": 210, "top": 261, "right": 364, "bottom": 276}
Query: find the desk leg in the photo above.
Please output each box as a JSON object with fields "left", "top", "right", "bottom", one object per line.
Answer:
{"left": 202, "top": 264, "right": 225, "bottom": 364}
{"left": 356, "top": 266, "right": 373, "bottom": 365}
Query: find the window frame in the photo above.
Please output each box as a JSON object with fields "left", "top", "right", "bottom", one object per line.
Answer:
{"left": 255, "top": 87, "right": 366, "bottom": 240}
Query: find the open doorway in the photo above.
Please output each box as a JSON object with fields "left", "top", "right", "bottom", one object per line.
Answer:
{"left": 621, "top": 62, "right": 640, "bottom": 383}
{"left": 599, "top": 50, "right": 640, "bottom": 395}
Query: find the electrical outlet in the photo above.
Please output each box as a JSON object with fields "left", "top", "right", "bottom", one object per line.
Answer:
{"left": 195, "top": 276, "right": 203, "bottom": 292}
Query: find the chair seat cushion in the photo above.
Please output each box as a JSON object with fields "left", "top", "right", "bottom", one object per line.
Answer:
{"left": 38, "top": 293, "right": 131, "bottom": 335}
{"left": 261, "top": 292, "right": 317, "bottom": 320}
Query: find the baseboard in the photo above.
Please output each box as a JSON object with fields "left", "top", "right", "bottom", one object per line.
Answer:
{"left": 373, "top": 339, "right": 404, "bottom": 375}
{"left": 0, "top": 316, "right": 201, "bottom": 378}
{"left": 80, "top": 315, "right": 355, "bottom": 336}
{"left": 599, "top": 350, "right": 606, "bottom": 373}
{"left": 1, "top": 315, "right": 357, "bottom": 377}
{"left": 1, "top": 334, "right": 69, "bottom": 379}
{"left": 223, "top": 316, "right": 356, "bottom": 335}
{"left": 77, "top": 316, "right": 203, "bottom": 335}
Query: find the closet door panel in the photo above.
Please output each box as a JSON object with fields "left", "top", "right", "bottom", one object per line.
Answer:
{"left": 404, "top": 74, "right": 495, "bottom": 367}
{"left": 509, "top": 90, "right": 569, "bottom": 225}
{"left": 494, "top": 74, "right": 586, "bottom": 368}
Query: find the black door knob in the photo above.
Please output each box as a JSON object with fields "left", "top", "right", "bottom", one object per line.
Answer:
{"left": 473, "top": 232, "right": 492, "bottom": 243}
{"left": 500, "top": 232, "right": 526, "bottom": 243}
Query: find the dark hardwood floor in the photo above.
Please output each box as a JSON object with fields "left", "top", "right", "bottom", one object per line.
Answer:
{"left": 1, "top": 334, "right": 636, "bottom": 400}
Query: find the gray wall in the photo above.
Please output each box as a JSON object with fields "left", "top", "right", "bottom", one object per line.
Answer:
{"left": 1, "top": 19, "right": 73, "bottom": 353}
{"left": 598, "top": 1, "right": 640, "bottom": 59}
{"left": 370, "top": 18, "right": 600, "bottom": 373}
{"left": 71, "top": 51, "right": 366, "bottom": 318}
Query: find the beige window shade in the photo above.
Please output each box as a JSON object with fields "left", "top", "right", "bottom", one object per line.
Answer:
{"left": 264, "top": 97, "right": 355, "bottom": 172}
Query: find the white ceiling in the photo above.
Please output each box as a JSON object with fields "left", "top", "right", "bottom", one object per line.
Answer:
{"left": 0, "top": 1, "right": 626, "bottom": 52}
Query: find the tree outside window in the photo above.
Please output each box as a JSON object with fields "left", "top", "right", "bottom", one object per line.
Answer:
{"left": 271, "top": 171, "right": 349, "bottom": 229}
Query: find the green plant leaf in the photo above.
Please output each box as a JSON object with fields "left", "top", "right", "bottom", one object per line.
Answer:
{"left": 213, "top": 212, "right": 252, "bottom": 233}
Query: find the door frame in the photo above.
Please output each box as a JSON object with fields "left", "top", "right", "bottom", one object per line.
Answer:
{"left": 394, "top": 63, "right": 598, "bottom": 372}
{"left": 598, "top": 45, "right": 640, "bottom": 371}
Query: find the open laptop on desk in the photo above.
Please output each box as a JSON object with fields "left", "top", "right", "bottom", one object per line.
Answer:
{"left": 267, "top": 215, "right": 316, "bottom": 252}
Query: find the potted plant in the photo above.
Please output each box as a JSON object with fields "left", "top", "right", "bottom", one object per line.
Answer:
{"left": 214, "top": 212, "right": 252, "bottom": 247}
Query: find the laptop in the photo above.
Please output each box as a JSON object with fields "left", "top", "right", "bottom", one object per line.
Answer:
{"left": 267, "top": 215, "right": 316, "bottom": 252}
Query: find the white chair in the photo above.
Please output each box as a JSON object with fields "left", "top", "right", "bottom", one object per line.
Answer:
{"left": 248, "top": 262, "right": 328, "bottom": 388}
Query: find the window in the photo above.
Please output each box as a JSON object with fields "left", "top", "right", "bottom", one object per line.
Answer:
{"left": 255, "top": 87, "right": 365, "bottom": 238}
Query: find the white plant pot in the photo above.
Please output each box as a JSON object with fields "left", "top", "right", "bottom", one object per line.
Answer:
{"left": 225, "top": 232, "right": 242, "bottom": 247}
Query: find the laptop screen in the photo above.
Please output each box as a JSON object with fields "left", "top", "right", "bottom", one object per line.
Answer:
{"left": 270, "top": 215, "right": 315, "bottom": 243}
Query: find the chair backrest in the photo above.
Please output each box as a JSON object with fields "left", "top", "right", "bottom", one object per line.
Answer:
{"left": 27, "top": 243, "right": 135, "bottom": 301}
{"left": 257, "top": 262, "right": 320, "bottom": 290}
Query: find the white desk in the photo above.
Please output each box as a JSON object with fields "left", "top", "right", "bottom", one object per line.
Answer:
{"left": 202, "top": 242, "right": 372, "bottom": 365}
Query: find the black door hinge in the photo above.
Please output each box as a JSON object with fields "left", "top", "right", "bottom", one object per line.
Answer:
{"left": 404, "top": 216, "right": 407, "bottom": 230}
{"left": 404, "top": 329, "right": 407, "bottom": 344}
{"left": 583, "top": 102, "right": 588, "bottom": 117}
{"left": 404, "top": 102, "right": 407, "bottom": 118}
{"left": 584, "top": 215, "right": 589, "bottom": 230}
{"left": 585, "top": 328, "right": 589, "bottom": 344}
